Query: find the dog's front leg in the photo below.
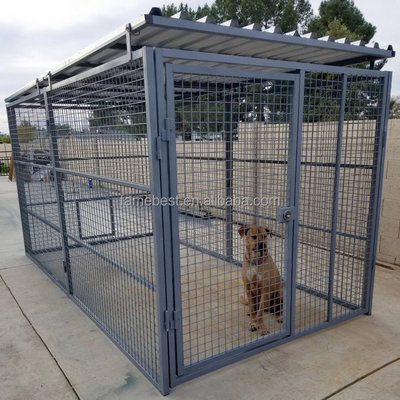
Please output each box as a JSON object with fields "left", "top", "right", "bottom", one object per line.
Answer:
{"left": 246, "top": 282, "right": 259, "bottom": 332}
{"left": 256, "top": 291, "right": 270, "bottom": 336}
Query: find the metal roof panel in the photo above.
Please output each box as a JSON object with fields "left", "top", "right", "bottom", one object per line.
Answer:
{"left": 5, "top": 9, "right": 395, "bottom": 103}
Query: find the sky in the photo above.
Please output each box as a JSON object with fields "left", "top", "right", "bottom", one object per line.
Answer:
{"left": 1, "top": 0, "right": 399, "bottom": 134}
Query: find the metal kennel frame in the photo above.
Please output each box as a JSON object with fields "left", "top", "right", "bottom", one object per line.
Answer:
{"left": 5, "top": 10, "right": 394, "bottom": 395}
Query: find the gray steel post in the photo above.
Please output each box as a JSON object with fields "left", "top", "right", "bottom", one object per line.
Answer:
{"left": 224, "top": 92, "right": 233, "bottom": 261}
{"left": 43, "top": 91, "right": 74, "bottom": 294}
{"left": 164, "top": 61, "right": 184, "bottom": 384}
{"left": 288, "top": 71, "right": 304, "bottom": 336}
{"left": 143, "top": 46, "right": 170, "bottom": 395}
{"left": 327, "top": 74, "right": 347, "bottom": 322}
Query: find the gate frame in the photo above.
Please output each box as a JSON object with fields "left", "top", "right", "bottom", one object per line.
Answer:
{"left": 164, "top": 62, "right": 300, "bottom": 382}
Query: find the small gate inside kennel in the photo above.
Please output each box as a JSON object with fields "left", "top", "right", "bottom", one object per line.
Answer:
{"left": 5, "top": 10, "right": 393, "bottom": 395}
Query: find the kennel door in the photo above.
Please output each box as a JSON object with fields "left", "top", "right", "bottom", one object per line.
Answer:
{"left": 165, "top": 64, "right": 299, "bottom": 381}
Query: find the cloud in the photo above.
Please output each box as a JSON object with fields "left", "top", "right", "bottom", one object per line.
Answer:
{"left": 0, "top": 7, "right": 149, "bottom": 133}
{"left": 1, "top": 0, "right": 398, "bottom": 134}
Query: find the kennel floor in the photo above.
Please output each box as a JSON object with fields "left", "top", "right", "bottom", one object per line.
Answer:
{"left": 178, "top": 242, "right": 362, "bottom": 367}
{"left": 29, "top": 237, "right": 364, "bottom": 370}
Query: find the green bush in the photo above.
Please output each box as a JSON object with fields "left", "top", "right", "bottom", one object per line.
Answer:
{"left": 0, "top": 134, "right": 11, "bottom": 144}
{"left": 0, "top": 162, "right": 10, "bottom": 174}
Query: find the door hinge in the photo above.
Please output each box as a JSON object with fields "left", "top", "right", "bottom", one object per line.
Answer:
{"left": 156, "top": 136, "right": 162, "bottom": 159}
{"left": 156, "top": 118, "right": 173, "bottom": 160}
{"left": 381, "top": 130, "right": 387, "bottom": 150}
{"left": 164, "top": 310, "right": 181, "bottom": 331}
{"left": 161, "top": 118, "right": 173, "bottom": 141}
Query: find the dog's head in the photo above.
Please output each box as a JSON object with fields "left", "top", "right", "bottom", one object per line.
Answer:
{"left": 238, "top": 225, "right": 271, "bottom": 260}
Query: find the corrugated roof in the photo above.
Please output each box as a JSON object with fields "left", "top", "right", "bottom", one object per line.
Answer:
{"left": 5, "top": 7, "right": 395, "bottom": 103}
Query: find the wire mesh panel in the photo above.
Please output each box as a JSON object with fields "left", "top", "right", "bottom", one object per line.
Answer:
{"left": 169, "top": 69, "right": 295, "bottom": 372}
{"left": 333, "top": 74, "right": 384, "bottom": 317}
{"left": 295, "top": 71, "right": 386, "bottom": 333}
{"left": 45, "top": 57, "right": 161, "bottom": 384}
{"left": 7, "top": 57, "right": 163, "bottom": 388}
{"left": 7, "top": 100, "right": 67, "bottom": 287}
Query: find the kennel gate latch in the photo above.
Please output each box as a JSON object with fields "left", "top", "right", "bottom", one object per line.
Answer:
{"left": 276, "top": 206, "right": 296, "bottom": 223}
{"left": 164, "top": 310, "right": 181, "bottom": 331}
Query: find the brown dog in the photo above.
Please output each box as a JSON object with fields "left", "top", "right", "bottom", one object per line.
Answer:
{"left": 238, "top": 225, "right": 283, "bottom": 335}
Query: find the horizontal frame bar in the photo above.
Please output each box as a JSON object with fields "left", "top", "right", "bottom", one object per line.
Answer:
{"left": 167, "top": 61, "right": 299, "bottom": 82}
{"left": 65, "top": 233, "right": 155, "bottom": 291}
{"left": 30, "top": 231, "right": 154, "bottom": 255}
{"left": 160, "top": 48, "right": 390, "bottom": 78}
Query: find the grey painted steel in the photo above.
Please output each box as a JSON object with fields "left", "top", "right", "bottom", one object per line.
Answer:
{"left": 327, "top": 74, "right": 347, "bottom": 322}
{"left": 143, "top": 46, "right": 170, "bottom": 395}
{"left": 289, "top": 69, "right": 304, "bottom": 336}
{"left": 166, "top": 61, "right": 295, "bottom": 381}
{"left": 224, "top": 95, "right": 234, "bottom": 261}
{"left": 164, "top": 61, "right": 184, "bottom": 384}
{"left": 25, "top": 208, "right": 60, "bottom": 234}
{"left": 53, "top": 167, "right": 150, "bottom": 192}
{"left": 5, "top": 24, "right": 393, "bottom": 394}
{"left": 136, "top": 15, "right": 394, "bottom": 61}
{"left": 66, "top": 232, "right": 155, "bottom": 291}
{"left": 5, "top": 12, "right": 393, "bottom": 104}
{"left": 365, "top": 72, "right": 392, "bottom": 315}
{"left": 44, "top": 93, "right": 72, "bottom": 291}
{"left": 160, "top": 48, "right": 390, "bottom": 78}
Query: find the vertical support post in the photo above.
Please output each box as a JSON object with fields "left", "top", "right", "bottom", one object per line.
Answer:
{"left": 224, "top": 91, "right": 233, "bottom": 261}
{"left": 284, "top": 70, "right": 305, "bottom": 336}
{"left": 364, "top": 72, "right": 392, "bottom": 314}
{"left": 252, "top": 123, "right": 259, "bottom": 225}
{"left": 6, "top": 106, "right": 33, "bottom": 253}
{"left": 288, "top": 71, "right": 304, "bottom": 336}
{"left": 164, "top": 60, "right": 186, "bottom": 385}
{"left": 43, "top": 91, "right": 74, "bottom": 294}
{"left": 143, "top": 47, "right": 171, "bottom": 395}
{"left": 327, "top": 74, "right": 347, "bottom": 322}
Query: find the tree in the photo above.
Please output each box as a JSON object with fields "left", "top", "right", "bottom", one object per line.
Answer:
{"left": 307, "top": 0, "right": 375, "bottom": 42}
{"left": 88, "top": 103, "right": 147, "bottom": 137}
{"left": 390, "top": 97, "right": 400, "bottom": 119}
{"left": 162, "top": 0, "right": 313, "bottom": 32}
{"left": 17, "top": 121, "right": 35, "bottom": 143}
{"left": 0, "top": 134, "right": 11, "bottom": 144}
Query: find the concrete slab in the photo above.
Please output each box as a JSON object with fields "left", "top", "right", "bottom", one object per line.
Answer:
{"left": 1, "top": 265, "right": 162, "bottom": 400}
{"left": 330, "top": 360, "right": 400, "bottom": 400}
{"left": 0, "top": 276, "right": 77, "bottom": 400}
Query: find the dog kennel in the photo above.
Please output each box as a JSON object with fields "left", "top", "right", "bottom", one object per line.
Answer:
{"left": 5, "top": 9, "right": 394, "bottom": 395}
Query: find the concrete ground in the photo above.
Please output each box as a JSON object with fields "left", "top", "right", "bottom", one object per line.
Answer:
{"left": 1, "top": 175, "right": 399, "bottom": 400}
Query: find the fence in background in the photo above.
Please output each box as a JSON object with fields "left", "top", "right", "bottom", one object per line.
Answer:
{"left": 0, "top": 142, "right": 11, "bottom": 176}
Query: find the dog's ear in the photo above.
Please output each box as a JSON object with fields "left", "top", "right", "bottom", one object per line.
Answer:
{"left": 264, "top": 226, "right": 272, "bottom": 237}
{"left": 238, "top": 226, "right": 250, "bottom": 237}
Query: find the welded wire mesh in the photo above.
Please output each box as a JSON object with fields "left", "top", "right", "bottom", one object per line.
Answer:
{"left": 295, "top": 72, "right": 384, "bottom": 332}
{"left": 174, "top": 73, "right": 291, "bottom": 366}
{"left": 8, "top": 58, "right": 161, "bottom": 384}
